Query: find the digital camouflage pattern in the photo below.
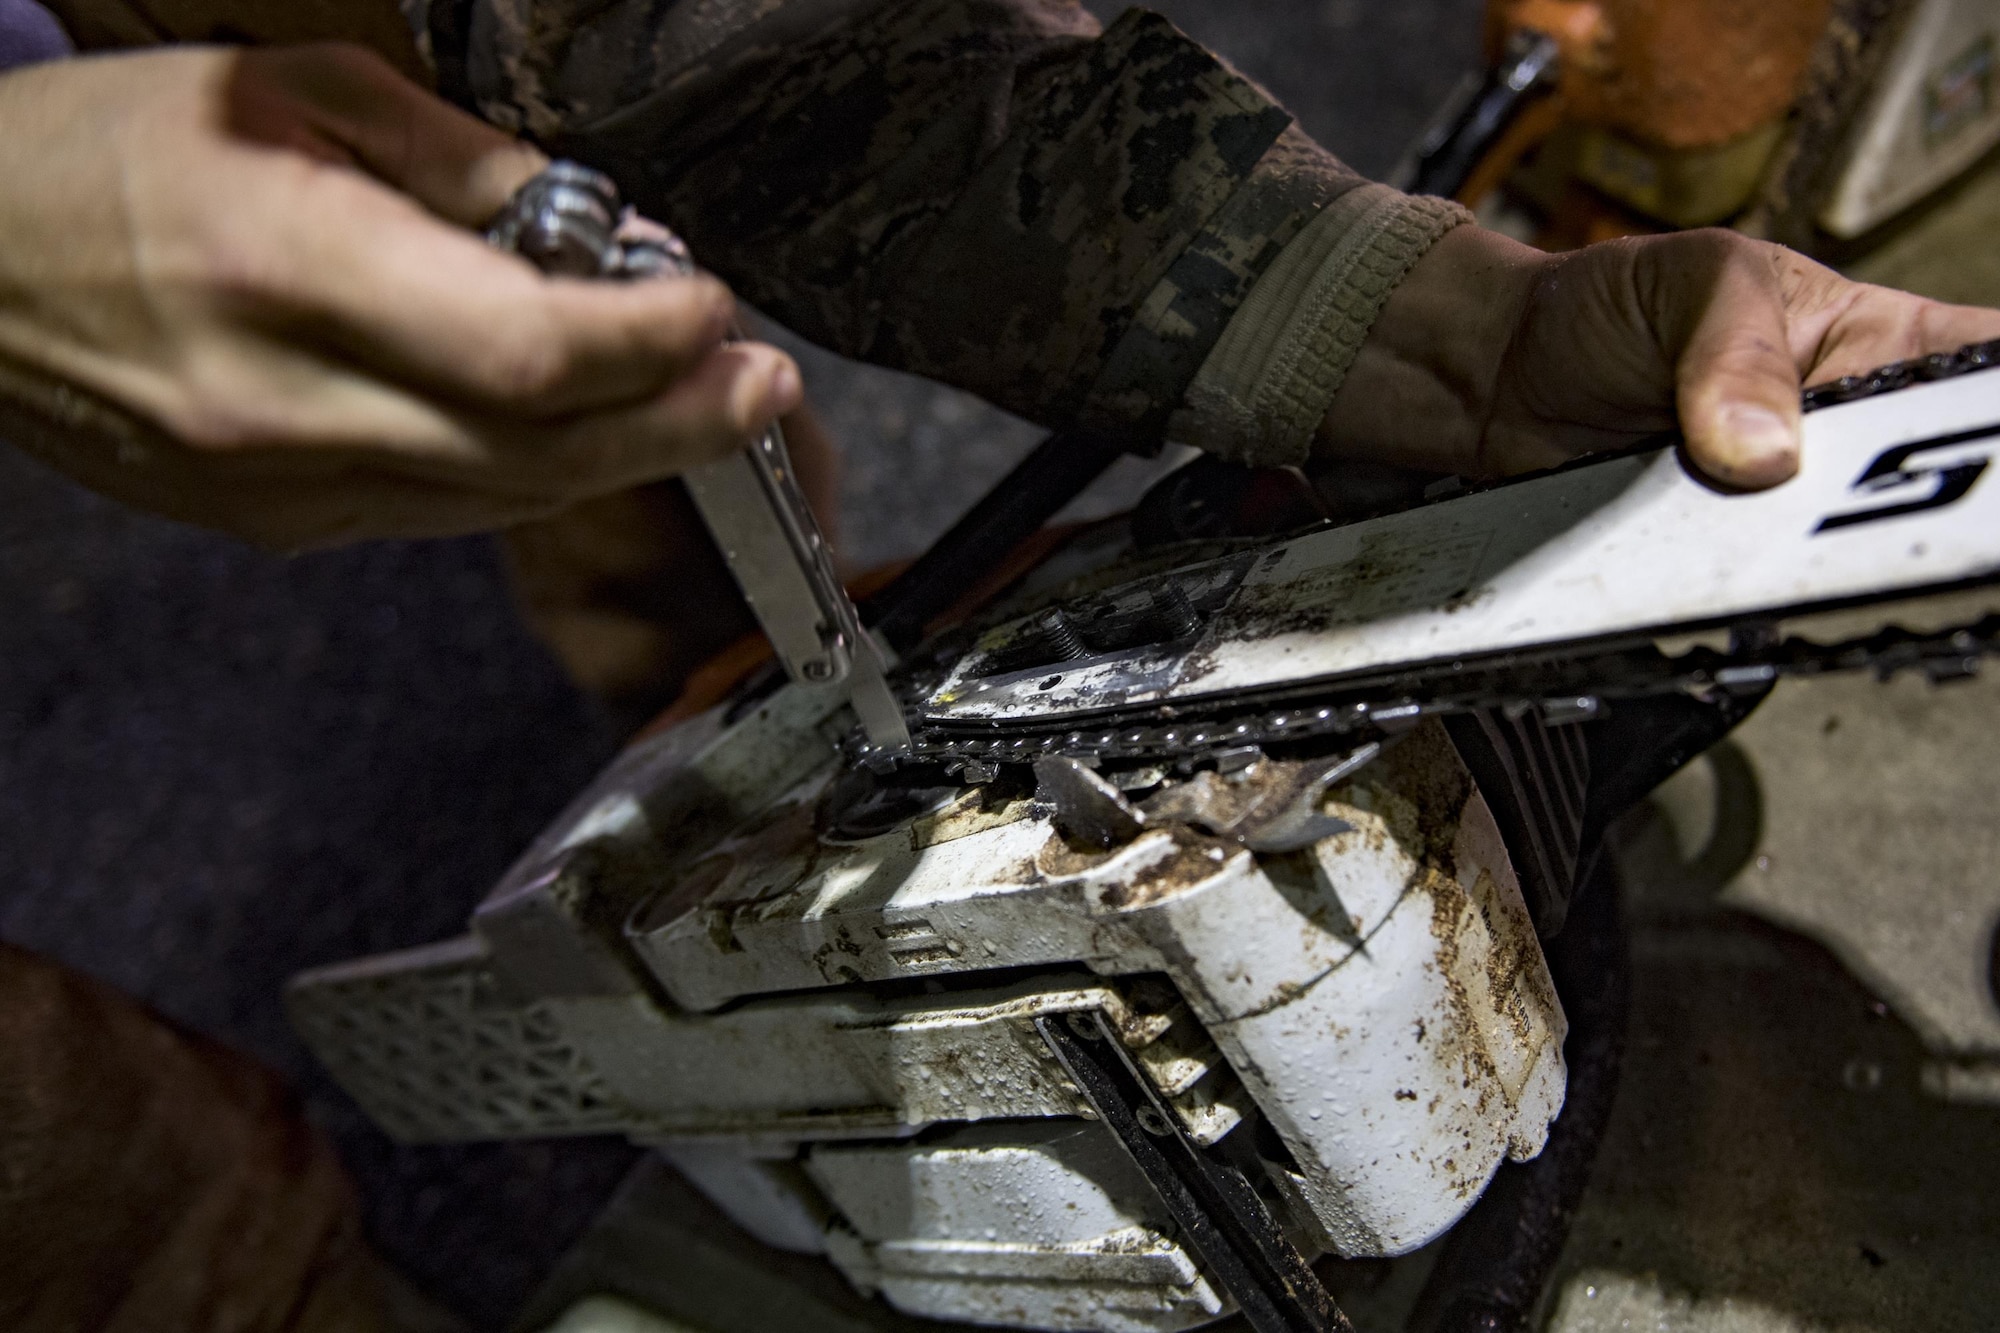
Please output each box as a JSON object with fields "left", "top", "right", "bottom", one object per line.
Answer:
{"left": 444, "top": 0, "right": 1382, "bottom": 450}
{"left": 33, "top": 0, "right": 1460, "bottom": 458}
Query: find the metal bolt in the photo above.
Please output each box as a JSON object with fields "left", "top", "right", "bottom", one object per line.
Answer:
{"left": 1041, "top": 609, "right": 1090, "bottom": 661}
{"left": 1153, "top": 582, "right": 1200, "bottom": 640}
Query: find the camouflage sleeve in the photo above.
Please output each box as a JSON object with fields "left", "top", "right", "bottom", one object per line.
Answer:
{"left": 445, "top": 0, "right": 1469, "bottom": 465}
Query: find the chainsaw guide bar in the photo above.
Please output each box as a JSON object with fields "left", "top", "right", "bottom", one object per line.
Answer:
{"left": 853, "top": 342, "right": 2000, "bottom": 772}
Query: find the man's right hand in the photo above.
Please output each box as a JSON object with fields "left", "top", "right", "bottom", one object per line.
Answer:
{"left": 0, "top": 43, "right": 803, "bottom": 549}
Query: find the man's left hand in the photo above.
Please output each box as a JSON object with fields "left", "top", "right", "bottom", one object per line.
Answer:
{"left": 1321, "top": 225, "right": 2000, "bottom": 489}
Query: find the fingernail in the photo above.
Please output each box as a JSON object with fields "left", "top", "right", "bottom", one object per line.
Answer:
{"left": 1721, "top": 404, "right": 1798, "bottom": 466}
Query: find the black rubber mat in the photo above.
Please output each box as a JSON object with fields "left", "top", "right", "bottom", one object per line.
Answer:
{"left": 0, "top": 444, "right": 636, "bottom": 1327}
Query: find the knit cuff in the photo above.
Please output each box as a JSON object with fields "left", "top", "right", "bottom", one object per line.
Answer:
{"left": 1168, "top": 184, "right": 1473, "bottom": 468}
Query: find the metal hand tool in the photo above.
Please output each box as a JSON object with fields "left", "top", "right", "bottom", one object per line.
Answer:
{"left": 486, "top": 162, "right": 910, "bottom": 749}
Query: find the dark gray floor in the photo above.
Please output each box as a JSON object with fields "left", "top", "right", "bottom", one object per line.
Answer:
{"left": 0, "top": 443, "right": 638, "bottom": 1327}
{"left": 0, "top": 3, "right": 1481, "bottom": 1327}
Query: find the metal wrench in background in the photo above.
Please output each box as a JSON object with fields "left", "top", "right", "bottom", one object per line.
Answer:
{"left": 485, "top": 162, "right": 910, "bottom": 750}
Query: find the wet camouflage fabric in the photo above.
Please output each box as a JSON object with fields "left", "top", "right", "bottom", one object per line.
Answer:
{"left": 442, "top": 0, "right": 1394, "bottom": 452}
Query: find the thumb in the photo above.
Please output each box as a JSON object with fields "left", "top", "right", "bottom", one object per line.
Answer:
{"left": 1651, "top": 233, "right": 1803, "bottom": 489}
{"left": 235, "top": 43, "right": 547, "bottom": 227}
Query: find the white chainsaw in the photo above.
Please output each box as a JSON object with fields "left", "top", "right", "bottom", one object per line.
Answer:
{"left": 287, "top": 165, "right": 2000, "bottom": 1333}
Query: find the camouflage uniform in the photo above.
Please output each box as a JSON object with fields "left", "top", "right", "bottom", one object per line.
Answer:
{"left": 34, "top": 0, "right": 1467, "bottom": 465}
{"left": 440, "top": 0, "right": 1471, "bottom": 466}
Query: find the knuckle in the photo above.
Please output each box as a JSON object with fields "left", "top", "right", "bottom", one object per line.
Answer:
{"left": 163, "top": 392, "right": 267, "bottom": 453}
{"left": 687, "top": 276, "right": 736, "bottom": 325}
{"left": 1680, "top": 226, "right": 1747, "bottom": 260}
{"left": 162, "top": 354, "right": 328, "bottom": 455}
{"left": 197, "top": 254, "right": 277, "bottom": 318}
{"left": 634, "top": 279, "right": 730, "bottom": 359}
{"left": 1911, "top": 297, "right": 1956, "bottom": 345}
{"left": 1652, "top": 227, "right": 1747, "bottom": 279}
{"left": 198, "top": 167, "right": 363, "bottom": 311}
{"left": 157, "top": 361, "right": 268, "bottom": 450}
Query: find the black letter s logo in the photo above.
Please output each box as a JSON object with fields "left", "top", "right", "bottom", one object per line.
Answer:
{"left": 1813, "top": 424, "right": 1997, "bottom": 534}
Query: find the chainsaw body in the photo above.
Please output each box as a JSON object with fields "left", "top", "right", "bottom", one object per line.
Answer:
{"left": 289, "top": 638, "right": 1567, "bottom": 1331}
{"left": 291, "top": 350, "right": 2000, "bottom": 1331}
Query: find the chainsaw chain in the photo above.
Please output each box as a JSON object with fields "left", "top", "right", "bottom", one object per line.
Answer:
{"left": 1799, "top": 339, "right": 2000, "bottom": 412}
{"left": 854, "top": 341, "right": 2000, "bottom": 773}
{"left": 873, "top": 614, "right": 2000, "bottom": 771}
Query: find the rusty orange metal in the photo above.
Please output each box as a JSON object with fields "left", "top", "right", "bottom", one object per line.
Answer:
{"left": 1488, "top": 0, "right": 1836, "bottom": 151}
